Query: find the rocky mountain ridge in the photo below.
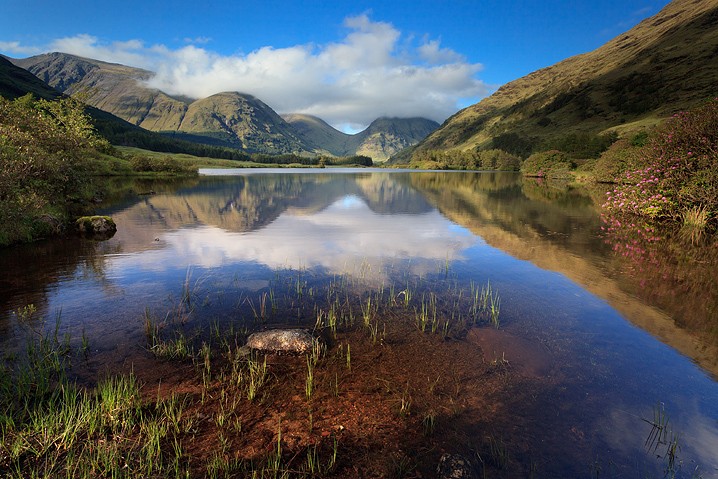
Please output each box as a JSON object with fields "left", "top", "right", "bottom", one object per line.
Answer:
{"left": 10, "top": 52, "right": 437, "bottom": 160}
{"left": 283, "top": 114, "right": 438, "bottom": 161}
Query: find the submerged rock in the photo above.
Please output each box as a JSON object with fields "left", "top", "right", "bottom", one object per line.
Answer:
{"left": 76, "top": 215, "right": 117, "bottom": 239}
{"left": 437, "top": 454, "right": 475, "bottom": 479}
{"left": 246, "top": 329, "right": 316, "bottom": 354}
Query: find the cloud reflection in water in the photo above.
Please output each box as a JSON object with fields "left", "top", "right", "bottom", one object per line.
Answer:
{"left": 121, "top": 195, "right": 478, "bottom": 279}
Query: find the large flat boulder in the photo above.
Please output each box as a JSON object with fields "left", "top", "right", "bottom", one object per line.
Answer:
{"left": 246, "top": 329, "right": 316, "bottom": 354}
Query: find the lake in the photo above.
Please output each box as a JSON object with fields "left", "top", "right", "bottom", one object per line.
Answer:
{"left": 1, "top": 169, "right": 716, "bottom": 477}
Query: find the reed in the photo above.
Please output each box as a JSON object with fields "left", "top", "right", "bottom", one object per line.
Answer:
{"left": 422, "top": 411, "right": 436, "bottom": 436}
{"left": 305, "top": 355, "right": 314, "bottom": 400}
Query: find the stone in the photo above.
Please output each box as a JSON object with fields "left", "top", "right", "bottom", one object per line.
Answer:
{"left": 437, "top": 454, "right": 475, "bottom": 479}
{"left": 76, "top": 216, "right": 117, "bottom": 238}
{"left": 246, "top": 329, "right": 316, "bottom": 354}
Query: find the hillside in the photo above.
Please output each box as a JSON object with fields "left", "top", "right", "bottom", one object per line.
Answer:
{"left": 284, "top": 114, "right": 439, "bottom": 161}
{"left": 0, "top": 55, "right": 62, "bottom": 100}
{"left": 406, "top": 0, "right": 718, "bottom": 161}
{"left": 11, "top": 53, "right": 316, "bottom": 155}
{"left": 0, "top": 57, "right": 257, "bottom": 161}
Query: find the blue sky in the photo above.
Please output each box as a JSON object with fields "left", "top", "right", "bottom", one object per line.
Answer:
{"left": 0, "top": 0, "right": 671, "bottom": 130}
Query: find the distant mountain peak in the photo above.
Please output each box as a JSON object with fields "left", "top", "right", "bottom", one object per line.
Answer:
{"left": 282, "top": 114, "right": 439, "bottom": 161}
{"left": 10, "top": 51, "right": 439, "bottom": 159}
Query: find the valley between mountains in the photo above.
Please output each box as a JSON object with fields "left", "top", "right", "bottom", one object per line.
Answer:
{"left": 10, "top": 52, "right": 438, "bottom": 161}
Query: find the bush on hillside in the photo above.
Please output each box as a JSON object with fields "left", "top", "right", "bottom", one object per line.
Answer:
{"left": 476, "top": 149, "right": 522, "bottom": 171}
{"left": 520, "top": 150, "right": 575, "bottom": 178}
{"left": 590, "top": 138, "right": 644, "bottom": 183}
{"left": 410, "top": 148, "right": 520, "bottom": 171}
{"left": 539, "top": 131, "right": 618, "bottom": 159}
{"left": 603, "top": 98, "right": 718, "bottom": 229}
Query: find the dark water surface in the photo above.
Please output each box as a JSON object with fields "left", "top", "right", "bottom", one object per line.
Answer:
{"left": 1, "top": 169, "right": 717, "bottom": 477}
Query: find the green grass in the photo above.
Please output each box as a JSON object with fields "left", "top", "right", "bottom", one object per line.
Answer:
{"left": 1, "top": 265, "right": 514, "bottom": 478}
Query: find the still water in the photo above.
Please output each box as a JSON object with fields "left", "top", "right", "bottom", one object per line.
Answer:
{"left": 1, "top": 169, "right": 717, "bottom": 477}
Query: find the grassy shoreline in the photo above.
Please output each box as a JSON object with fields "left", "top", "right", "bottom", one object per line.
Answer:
{"left": 1, "top": 270, "right": 512, "bottom": 478}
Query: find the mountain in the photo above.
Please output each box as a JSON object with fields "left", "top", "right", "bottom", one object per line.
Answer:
{"left": 405, "top": 0, "right": 718, "bottom": 162}
{"left": 281, "top": 114, "right": 349, "bottom": 155}
{"left": 0, "top": 55, "right": 62, "bottom": 100}
{"left": 0, "top": 56, "right": 255, "bottom": 161}
{"left": 283, "top": 114, "right": 439, "bottom": 161}
{"left": 11, "top": 52, "right": 437, "bottom": 159}
{"left": 11, "top": 52, "right": 316, "bottom": 155}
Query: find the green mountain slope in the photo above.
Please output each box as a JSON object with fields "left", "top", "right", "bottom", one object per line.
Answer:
{"left": 0, "top": 55, "right": 61, "bottom": 100}
{"left": 283, "top": 114, "right": 439, "bottom": 161}
{"left": 281, "top": 114, "right": 347, "bottom": 155}
{"left": 11, "top": 53, "right": 316, "bottom": 154}
{"left": 0, "top": 56, "right": 254, "bottom": 161}
{"left": 13, "top": 52, "right": 189, "bottom": 130}
{"left": 407, "top": 0, "right": 718, "bottom": 161}
{"left": 176, "top": 92, "right": 310, "bottom": 154}
{"left": 11, "top": 52, "right": 438, "bottom": 159}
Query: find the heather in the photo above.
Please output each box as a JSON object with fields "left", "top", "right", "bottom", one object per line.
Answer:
{"left": 602, "top": 98, "right": 718, "bottom": 233}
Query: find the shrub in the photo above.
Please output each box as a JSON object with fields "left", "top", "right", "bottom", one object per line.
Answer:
{"left": 476, "top": 149, "right": 521, "bottom": 171}
{"left": 539, "top": 131, "right": 618, "bottom": 159}
{"left": 590, "top": 138, "right": 644, "bottom": 183}
{"left": 603, "top": 98, "right": 718, "bottom": 229}
{"left": 520, "top": 150, "right": 575, "bottom": 178}
{"left": 0, "top": 94, "right": 109, "bottom": 245}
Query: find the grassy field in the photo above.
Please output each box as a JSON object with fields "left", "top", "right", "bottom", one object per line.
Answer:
{"left": 115, "top": 146, "right": 270, "bottom": 170}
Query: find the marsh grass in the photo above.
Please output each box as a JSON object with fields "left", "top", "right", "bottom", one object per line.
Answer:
{"left": 641, "top": 403, "right": 688, "bottom": 478}
{"left": 2, "top": 266, "right": 516, "bottom": 478}
{"left": 151, "top": 329, "right": 194, "bottom": 360}
{"left": 305, "top": 355, "right": 315, "bottom": 400}
{"left": 680, "top": 205, "right": 710, "bottom": 244}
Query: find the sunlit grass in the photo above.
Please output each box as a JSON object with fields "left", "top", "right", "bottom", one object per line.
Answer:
{"left": 1, "top": 263, "right": 513, "bottom": 478}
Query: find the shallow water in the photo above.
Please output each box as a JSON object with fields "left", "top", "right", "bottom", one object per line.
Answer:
{"left": 1, "top": 169, "right": 717, "bottom": 477}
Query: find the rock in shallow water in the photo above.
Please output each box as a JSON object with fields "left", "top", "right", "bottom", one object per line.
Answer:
{"left": 75, "top": 215, "right": 117, "bottom": 239}
{"left": 246, "top": 329, "right": 316, "bottom": 354}
{"left": 437, "top": 453, "right": 475, "bottom": 479}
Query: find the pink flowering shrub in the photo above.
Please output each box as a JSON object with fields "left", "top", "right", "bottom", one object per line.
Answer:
{"left": 603, "top": 98, "right": 718, "bottom": 229}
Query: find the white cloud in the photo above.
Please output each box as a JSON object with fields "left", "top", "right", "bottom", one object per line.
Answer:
{"left": 0, "top": 15, "right": 489, "bottom": 128}
{"left": 418, "top": 38, "right": 465, "bottom": 65}
{"left": 0, "top": 41, "right": 42, "bottom": 56}
{"left": 183, "top": 36, "right": 212, "bottom": 45}
{"left": 48, "top": 34, "right": 158, "bottom": 70}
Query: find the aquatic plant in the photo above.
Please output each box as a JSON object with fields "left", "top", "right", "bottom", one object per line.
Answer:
{"left": 305, "top": 355, "right": 315, "bottom": 400}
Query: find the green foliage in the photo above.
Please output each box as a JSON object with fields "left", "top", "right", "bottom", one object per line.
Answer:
{"left": 604, "top": 98, "right": 718, "bottom": 230}
{"left": 96, "top": 118, "right": 254, "bottom": 162}
{"left": 0, "top": 94, "right": 109, "bottom": 245}
{"left": 589, "top": 138, "right": 644, "bottom": 183}
{"left": 491, "top": 132, "right": 535, "bottom": 158}
{"left": 130, "top": 154, "right": 198, "bottom": 174}
{"left": 477, "top": 149, "right": 522, "bottom": 170}
{"left": 539, "top": 131, "right": 618, "bottom": 159}
{"left": 411, "top": 148, "right": 520, "bottom": 171}
{"left": 331, "top": 155, "right": 373, "bottom": 167}
{"left": 520, "top": 150, "right": 576, "bottom": 178}
{"left": 248, "top": 153, "right": 373, "bottom": 167}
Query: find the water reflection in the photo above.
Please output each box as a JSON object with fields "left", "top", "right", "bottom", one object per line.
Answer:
{"left": 1, "top": 170, "right": 717, "bottom": 477}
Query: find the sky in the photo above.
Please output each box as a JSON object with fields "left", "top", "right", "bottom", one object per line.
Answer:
{"left": 0, "top": 0, "right": 672, "bottom": 131}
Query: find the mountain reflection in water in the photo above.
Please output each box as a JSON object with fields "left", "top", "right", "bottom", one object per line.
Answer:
{"left": 0, "top": 169, "right": 716, "bottom": 477}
